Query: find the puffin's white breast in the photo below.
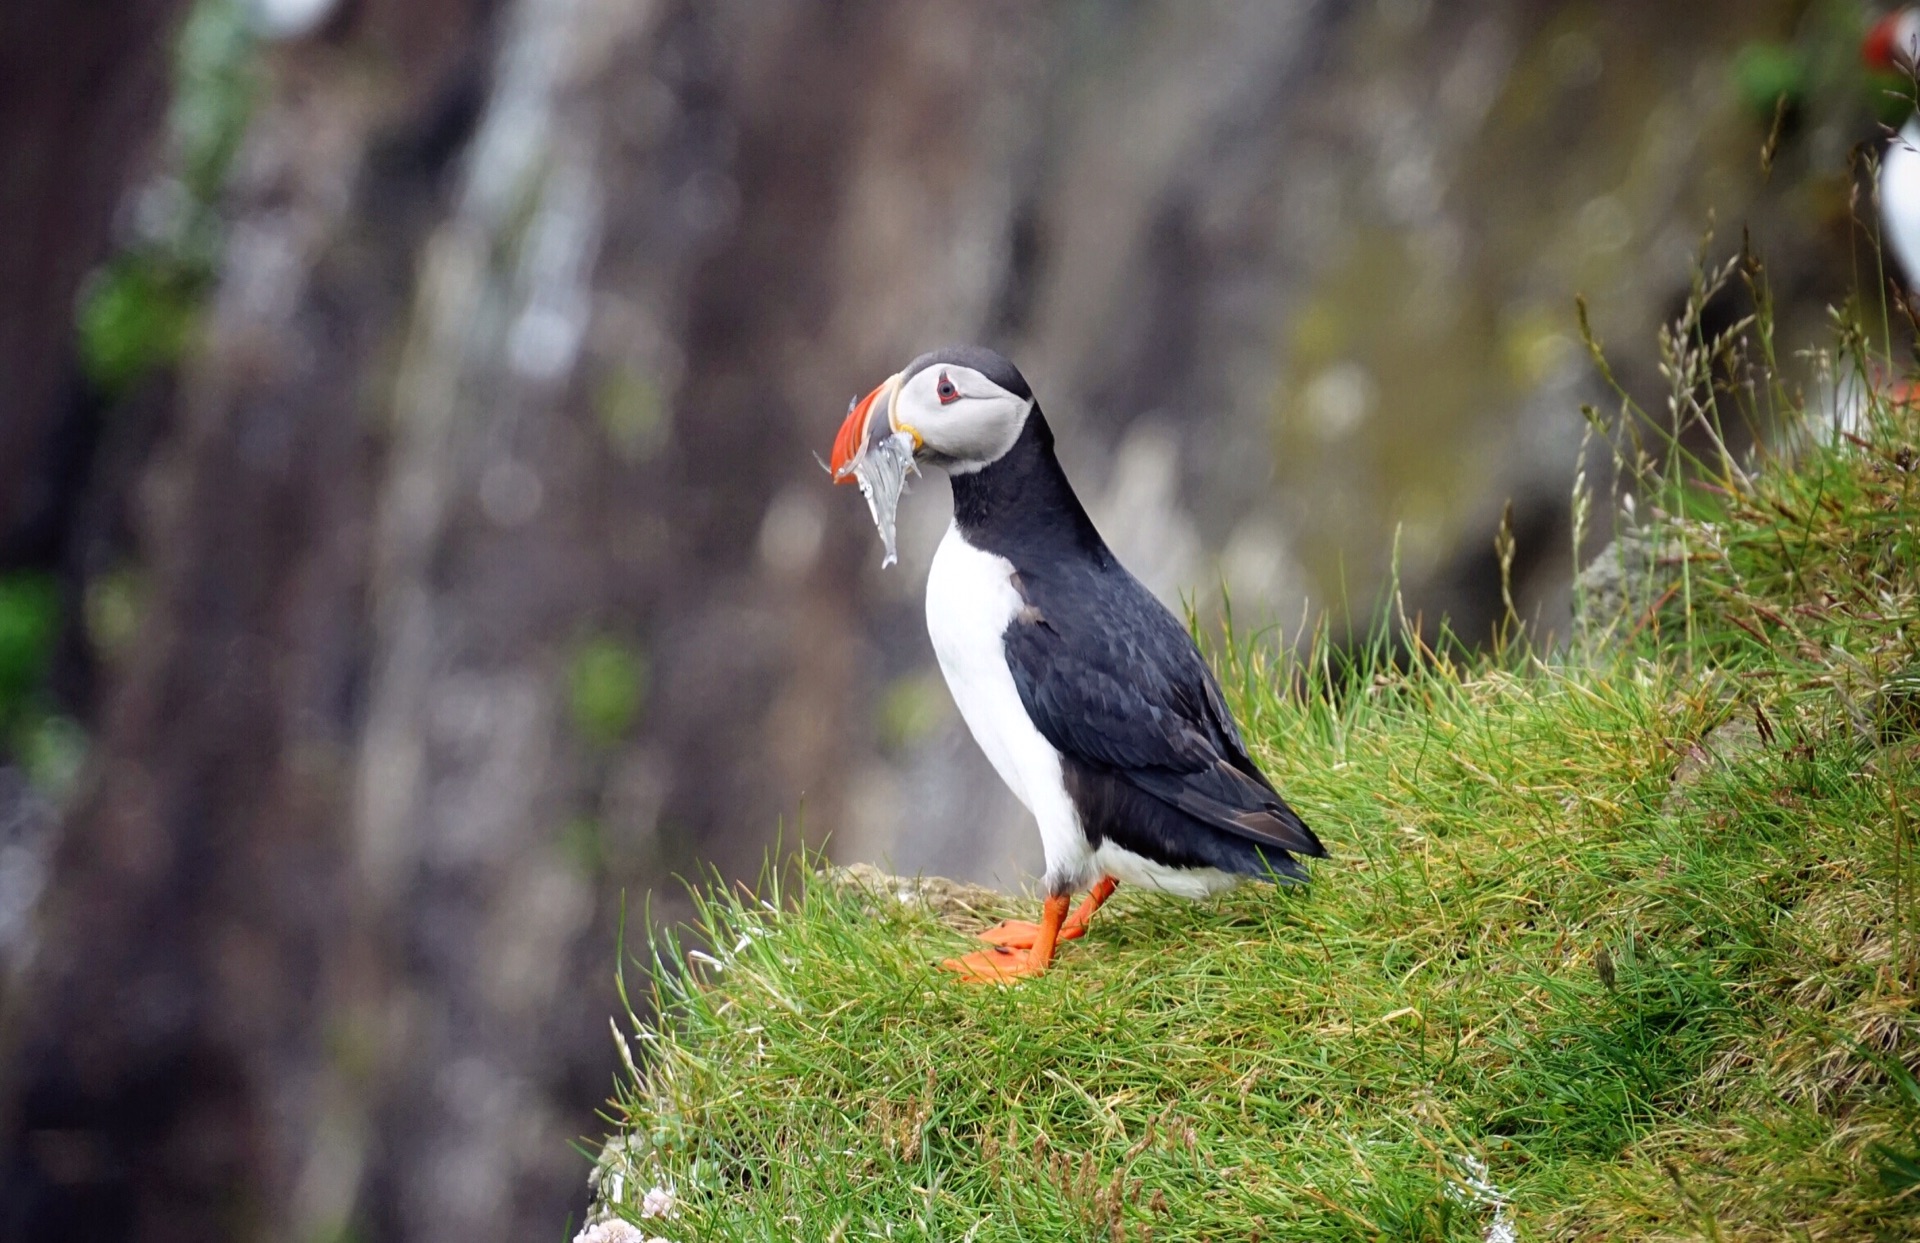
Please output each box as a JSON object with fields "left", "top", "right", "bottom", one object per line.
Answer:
{"left": 1883, "top": 118, "right": 1920, "bottom": 289}
{"left": 925, "top": 524, "right": 1091, "bottom": 887}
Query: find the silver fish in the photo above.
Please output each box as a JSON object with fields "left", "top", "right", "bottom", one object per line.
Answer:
{"left": 833, "top": 427, "right": 919, "bottom": 568}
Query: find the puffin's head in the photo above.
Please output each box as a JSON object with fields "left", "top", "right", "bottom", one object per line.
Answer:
{"left": 1866, "top": 7, "right": 1920, "bottom": 72}
{"left": 830, "top": 345, "right": 1035, "bottom": 481}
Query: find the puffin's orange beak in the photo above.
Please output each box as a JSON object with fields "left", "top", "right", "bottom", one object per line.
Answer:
{"left": 829, "top": 374, "right": 902, "bottom": 483}
{"left": 1866, "top": 11, "right": 1906, "bottom": 70}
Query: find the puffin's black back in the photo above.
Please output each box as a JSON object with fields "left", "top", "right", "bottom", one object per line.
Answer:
{"left": 952, "top": 404, "right": 1325, "bottom": 878}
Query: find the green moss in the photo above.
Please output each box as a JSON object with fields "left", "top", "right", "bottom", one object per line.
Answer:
{"left": 0, "top": 574, "right": 59, "bottom": 724}
{"left": 1732, "top": 42, "right": 1808, "bottom": 120}
{"left": 17, "top": 716, "right": 87, "bottom": 799}
{"left": 597, "top": 365, "right": 670, "bottom": 462}
{"left": 569, "top": 635, "right": 648, "bottom": 746}
{"left": 877, "top": 674, "right": 948, "bottom": 752}
{"left": 82, "top": 569, "right": 145, "bottom": 663}
{"left": 77, "top": 255, "right": 208, "bottom": 393}
{"left": 76, "top": 0, "right": 258, "bottom": 394}
{"left": 169, "top": 0, "right": 259, "bottom": 200}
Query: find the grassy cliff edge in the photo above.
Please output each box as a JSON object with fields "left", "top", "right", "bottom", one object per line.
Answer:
{"left": 588, "top": 341, "right": 1920, "bottom": 1240}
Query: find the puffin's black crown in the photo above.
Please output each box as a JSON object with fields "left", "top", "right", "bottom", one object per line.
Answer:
{"left": 901, "top": 344, "right": 1032, "bottom": 401}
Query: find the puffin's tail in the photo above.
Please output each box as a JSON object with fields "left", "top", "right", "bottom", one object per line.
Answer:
{"left": 1126, "top": 761, "right": 1326, "bottom": 859}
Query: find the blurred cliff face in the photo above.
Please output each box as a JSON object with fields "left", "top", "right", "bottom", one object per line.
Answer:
{"left": 835, "top": 0, "right": 1860, "bottom": 883}
{"left": 0, "top": 0, "right": 1872, "bottom": 1239}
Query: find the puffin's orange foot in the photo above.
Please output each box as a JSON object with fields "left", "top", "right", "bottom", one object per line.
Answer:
{"left": 940, "top": 945, "right": 1051, "bottom": 983}
{"left": 977, "top": 919, "right": 1087, "bottom": 949}
{"left": 976, "top": 877, "right": 1117, "bottom": 949}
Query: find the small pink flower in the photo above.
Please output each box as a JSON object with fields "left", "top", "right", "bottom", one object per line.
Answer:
{"left": 572, "top": 1221, "right": 653, "bottom": 1243}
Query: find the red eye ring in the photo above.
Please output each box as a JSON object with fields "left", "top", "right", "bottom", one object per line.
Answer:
{"left": 936, "top": 371, "right": 959, "bottom": 405}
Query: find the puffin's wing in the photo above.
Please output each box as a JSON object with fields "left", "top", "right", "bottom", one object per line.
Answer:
{"left": 1002, "top": 575, "right": 1323, "bottom": 859}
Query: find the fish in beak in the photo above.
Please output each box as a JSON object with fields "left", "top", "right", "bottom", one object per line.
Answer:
{"left": 826, "top": 371, "right": 918, "bottom": 568}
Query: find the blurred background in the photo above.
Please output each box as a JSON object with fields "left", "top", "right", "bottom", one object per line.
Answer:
{"left": 0, "top": 0, "right": 1902, "bottom": 1238}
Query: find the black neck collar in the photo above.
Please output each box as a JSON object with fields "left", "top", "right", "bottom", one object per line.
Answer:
{"left": 948, "top": 406, "right": 1109, "bottom": 565}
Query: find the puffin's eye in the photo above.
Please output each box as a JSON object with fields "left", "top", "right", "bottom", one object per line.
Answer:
{"left": 936, "top": 371, "right": 959, "bottom": 405}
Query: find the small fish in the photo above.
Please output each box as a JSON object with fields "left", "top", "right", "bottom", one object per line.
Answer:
{"left": 825, "top": 398, "right": 918, "bottom": 567}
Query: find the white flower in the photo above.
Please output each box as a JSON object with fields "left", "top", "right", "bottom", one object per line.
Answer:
{"left": 1443, "top": 1153, "right": 1515, "bottom": 1243}
{"left": 640, "top": 1185, "right": 677, "bottom": 1218}
{"left": 572, "top": 1220, "right": 664, "bottom": 1243}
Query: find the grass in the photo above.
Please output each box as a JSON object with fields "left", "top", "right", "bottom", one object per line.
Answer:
{"left": 593, "top": 280, "right": 1920, "bottom": 1240}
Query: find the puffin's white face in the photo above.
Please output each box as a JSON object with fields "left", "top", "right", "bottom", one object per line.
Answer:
{"left": 831, "top": 360, "right": 1033, "bottom": 480}
{"left": 892, "top": 362, "right": 1032, "bottom": 473}
{"left": 1867, "top": 8, "right": 1920, "bottom": 72}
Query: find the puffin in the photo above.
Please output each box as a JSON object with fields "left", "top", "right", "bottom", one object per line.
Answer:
{"left": 830, "top": 345, "right": 1326, "bottom": 982}
{"left": 1865, "top": 9, "right": 1920, "bottom": 295}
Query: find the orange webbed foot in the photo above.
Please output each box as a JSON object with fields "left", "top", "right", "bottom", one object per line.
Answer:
{"left": 974, "top": 876, "right": 1117, "bottom": 949}
{"left": 939, "top": 945, "right": 1052, "bottom": 984}
{"left": 939, "top": 892, "right": 1075, "bottom": 984}
{"left": 976, "top": 919, "right": 1086, "bottom": 949}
